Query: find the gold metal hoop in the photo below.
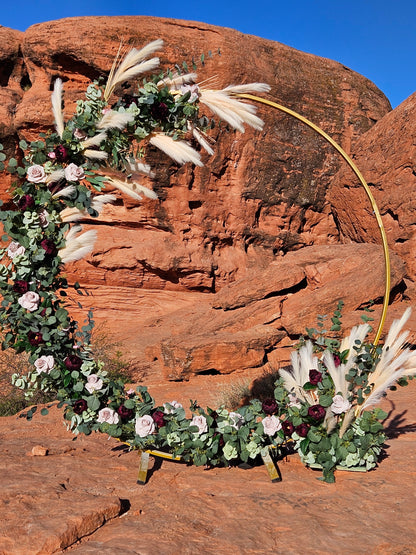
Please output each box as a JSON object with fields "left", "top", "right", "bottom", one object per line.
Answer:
{"left": 236, "top": 93, "right": 390, "bottom": 345}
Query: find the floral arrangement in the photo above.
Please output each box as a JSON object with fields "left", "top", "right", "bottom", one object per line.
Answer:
{"left": 0, "top": 40, "right": 414, "bottom": 482}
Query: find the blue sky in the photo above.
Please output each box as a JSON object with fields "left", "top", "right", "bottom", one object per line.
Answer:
{"left": 1, "top": 1, "right": 415, "bottom": 108}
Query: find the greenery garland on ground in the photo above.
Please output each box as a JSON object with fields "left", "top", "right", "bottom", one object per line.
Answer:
{"left": 0, "top": 41, "right": 414, "bottom": 482}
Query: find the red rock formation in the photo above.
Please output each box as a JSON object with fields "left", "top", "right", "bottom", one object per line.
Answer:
{"left": 328, "top": 92, "right": 416, "bottom": 290}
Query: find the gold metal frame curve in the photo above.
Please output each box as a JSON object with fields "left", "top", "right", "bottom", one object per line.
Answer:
{"left": 236, "top": 93, "right": 390, "bottom": 345}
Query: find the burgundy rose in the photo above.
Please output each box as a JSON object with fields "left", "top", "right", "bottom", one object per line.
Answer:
{"left": 13, "top": 280, "right": 29, "bottom": 294}
{"left": 18, "top": 194, "right": 35, "bottom": 211}
{"left": 117, "top": 404, "right": 134, "bottom": 421}
{"left": 333, "top": 354, "right": 341, "bottom": 367}
{"left": 295, "top": 423, "right": 310, "bottom": 438}
{"left": 40, "top": 238, "right": 57, "bottom": 256}
{"left": 28, "top": 331, "right": 43, "bottom": 346}
{"left": 151, "top": 102, "right": 169, "bottom": 120}
{"left": 65, "top": 355, "right": 82, "bottom": 371}
{"left": 307, "top": 404, "right": 326, "bottom": 422}
{"left": 73, "top": 399, "right": 87, "bottom": 415}
{"left": 261, "top": 398, "right": 279, "bottom": 415}
{"left": 309, "top": 369, "right": 323, "bottom": 385}
{"left": 121, "top": 94, "right": 136, "bottom": 107}
{"left": 54, "top": 145, "right": 68, "bottom": 162}
{"left": 40, "top": 308, "right": 47, "bottom": 317}
{"left": 152, "top": 410, "right": 166, "bottom": 428}
{"left": 281, "top": 420, "right": 295, "bottom": 436}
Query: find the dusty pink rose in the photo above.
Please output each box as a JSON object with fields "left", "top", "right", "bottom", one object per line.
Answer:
{"left": 34, "top": 355, "right": 54, "bottom": 374}
{"left": 38, "top": 210, "right": 49, "bottom": 228}
{"left": 163, "top": 400, "right": 183, "bottom": 414}
{"left": 331, "top": 395, "right": 352, "bottom": 414}
{"left": 135, "top": 415, "right": 156, "bottom": 437}
{"left": 7, "top": 242, "right": 25, "bottom": 258}
{"left": 180, "top": 83, "right": 200, "bottom": 102}
{"left": 74, "top": 128, "right": 87, "bottom": 140}
{"left": 18, "top": 291, "right": 40, "bottom": 311}
{"left": 288, "top": 392, "right": 302, "bottom": 409}
{"left": 229, "top": 411, "right": 245, "bottom": 430}
{"left": 97, "top": 408, "right": 119, "bottom": 425}
{"left": 262, "top": 415, "right": 282, "bottom": 436}
{"left": 27, "top": 164, "right": 46, "bottom": 183}
{"left": 190, "top": 415, "right": 208, "bottom": 435}
{"left": 64, "top": 163, "right": 85, "bottom": 182}
{"left": 85, "top": 374, "right": 103, "bottom": 393}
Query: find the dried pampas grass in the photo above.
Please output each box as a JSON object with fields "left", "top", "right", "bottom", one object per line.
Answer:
{"left": 105, "top": 177, "right": 157, "bottom": 201}
{"left": 150, "top": 134, "right": 203, "bottom": 166}
{"left": 200, "top": 89, "right": 265, "bottom": 132}
{"left": 59, "top": 225, "right": 97, "bottom": 264}
{"left": 51, "top": 78, "right": 64, "bottom": 138}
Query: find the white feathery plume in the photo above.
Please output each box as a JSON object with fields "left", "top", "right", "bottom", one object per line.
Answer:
{"left": 358, "top": 308, "right": 416, "bottom": 414}
{"left": 157, "top": 72, "right": 198, "bottom": 90}
{"left": 45, "top": 169, "right": 65, "bottom": 184}
{"left": 81, "top": 132, "right": 108, "bottom": 149}
{"left": 279, "top": 341, "right": 318, "bottom": 405}
{"left": 83, "top": 150, "right": 108, "bottom": 161}
{"left": 60, "top": 194, "right": 116, "bottom": 222}
{"left": 51, "top": 78, "right": 64, "bottom": 138}
{"left": 323, "top": 322, "right": 371, "bottom": 398}
{"left": 59, "top": 225, "right": 97, "bottom": 264}
{"left": 188, "top": 123, "right": 215, "bottom": 155}
{"left": 124, "top": 159, "right": 155, "bottom": 177}
{"left": 97, "top": 111, "right": 135, "bottom": 131}
{"left": 150, "top": 134, "right": 203, "bottom": 166}
{"left": 104, "top": 40, "right": 163, "bottom": 101}
{"left": 199, "top": 89, "right": 265, "bottom": 132}
{"left": 52, "top": 185, "right": 76, "bottom": 199}
{"left": 223, "top": 83, "right": 271, "bottom": 95}
{"left": 105, "top": 177, "right": 157, "bottom": 201}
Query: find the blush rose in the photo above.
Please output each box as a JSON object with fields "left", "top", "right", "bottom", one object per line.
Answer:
{"left": 18, "top": 291, "right": 40, "bottom": 311}
{"left": 34, "top": 355, "right": 54, "bottom": 374}
{"left": 135, "top": 415, "right": 156, "bottom": 437}
{"left": 64, "top": 163, "right": 85, "bottom": 182}
{"left": 27, "top": 164, "right": 46, "bottom": 183}
{"left": 262, "top": 415, "right": 282, "bottom": 436}
{"left": 97, "top": 407, "right": 119, "bottom": 425}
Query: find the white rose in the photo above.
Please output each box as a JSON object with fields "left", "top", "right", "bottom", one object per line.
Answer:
{"left": 135, "top": 415, "right": 155, "bottom": 437}
{"left": 229, "top": 411, "right": 245, "bottom": 430}
{"left": 27, "top": 164, "right": 46, "bottom": 183}
{"left": 64, "top": 163, "right": 85, "bottom": 182}
{"left": 85, "top": 374, "right": 104, "bottom": 393}
{"left": 97, "top": 407, "right": 119, "bottom": 425}
{"left": 262, "top": 415, "right": 282, "bottom": 436}
{"left": 7, "top": 242, "right": 25, "bottom": 258}
{"left": 163, "top": 400, "right": 183, "bottom": 414}
{"left": 331, "top": 394, "right": 352, "bottom": 415}
{"left": 18, "top": 291, "right": 40, "bottom": 311}
{"left": 34, "top": 355, "right": 54, "bottom": 374}
{"left": 190, "top": 415, "right": 208, "bottom": 435}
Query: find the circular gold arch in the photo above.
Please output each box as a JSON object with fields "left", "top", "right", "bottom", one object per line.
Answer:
{"left": 236, "top": 93, "right": 390, "bottom": 345}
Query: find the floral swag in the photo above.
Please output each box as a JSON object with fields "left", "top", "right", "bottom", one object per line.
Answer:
{"left": 0, "top": 41, "right": 414, "bottom": 483}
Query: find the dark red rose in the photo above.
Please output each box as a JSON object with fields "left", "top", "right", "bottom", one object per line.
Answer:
{"left": 333, "top": 354, "right": 341, "bottom": 367}
{"left": 28, "top": 331, "right": 43, "bottom": 346}
{"left": 309, "top": 369, "right": 323, "bottom": 385}
{"left": 18, "top": 194, "right": 35, "bottom": 211}
{"left": 13, "top": 280, "right": 29, "bottom": 294}
{"left": 152, "top": 410, "right": 165, "bottom": 427}
{"left": 65, "top": 355, "right": 82, "bottom": 371}
{"left": 262, "top": 398, "right": 279, "bottom": 415}
{"left": 40, "top": 308, "right": 47, "bottom": 317}
{"left": 295, "top": 423, "right": 310, "bottom": 437}
{"left": 117, "top": 404, "right": 134, "bottom": 420}
{"left": 121, "top": 94, "right": 136, "bottom": 107}
{"left": 307, "top": 404, "right": 326, "bottom": 422}
{"left": 73, "top": 399, "right": 87, "bottom": 415}
{"left": 151, "top": 102, "right": 169, "bottom": 120}
{"left": 54, "top": 145, "right": 68, "bottom": 162}
{"left": 40, "top": 238, "right": 57, "bottom": 256}
{"left": 281, "top": 420, "right": 295, "bottom": 436}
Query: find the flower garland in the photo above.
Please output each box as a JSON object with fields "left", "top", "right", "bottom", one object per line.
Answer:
{"left": 0, "top": 41, "right": 414, "bottom": 482}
